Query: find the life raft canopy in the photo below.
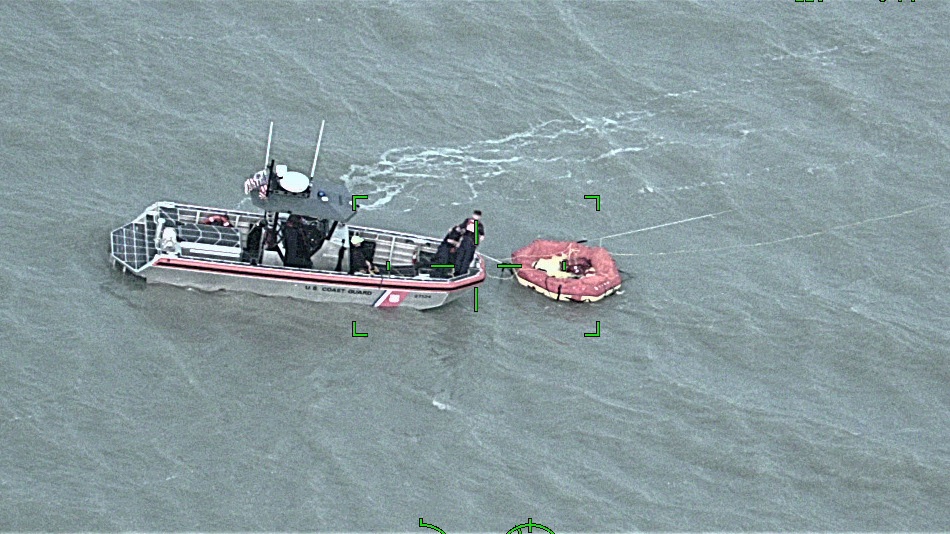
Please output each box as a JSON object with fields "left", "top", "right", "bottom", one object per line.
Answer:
{"left": 511, "top": 239, "right": 622, "bottom": 302}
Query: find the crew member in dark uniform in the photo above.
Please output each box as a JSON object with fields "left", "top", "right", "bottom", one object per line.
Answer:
{"left": 453, "top": 219, "right": 478, "bottom": 276}
{"left": 348, "top": 235, "right": 376, "bottom": 274}
{"left": 466, "top": 210, "right": 485, "bottom": 246}
{"left": 454, "top": 210, "right": 485, "bottom": 247}
{"left": 433, "top": 222, "right": 464, "bottom": 276}
{"left": 283, "top": 215, "right": 313, "bottom": 269}
{"left": 243, "top": 219, "right": 267, "bottom": 264}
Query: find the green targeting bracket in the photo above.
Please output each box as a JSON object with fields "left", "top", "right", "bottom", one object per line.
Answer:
{"left": 352, "top": 321, "right": 368, "bottom": 337}
{"left": 474, "top": 220, "right": 480, "bottom": 245}
{"left": 506, "top": 518, "right": 556, "bottom": 534}
{"left": 584, "top": 321, "right": 601, "bottom": 338}
{"left": 430, "top": 263, "right": 454, "bottom": 269}
{"left": 386, "top": 261, "right": 391, "bottom": 271}
{"left": 561, "top": 260, "right": 568, "bottom": 271}
{"left": 496, "top": 263, "right": 522, "bottom": 269}
{"left": 474, "top": 287, "right": 479, "bottom": 312}
{"left": 419, "top": 519, "right": 446, "bottom": 534}
{"left": 351, "top": 195, "right": 368, "bottom": 211}
{"left": 584, "top": 195, "right": 601, "bottom": 211}
{"left": 419, "top": 517, "right": 554, "bottom": 534}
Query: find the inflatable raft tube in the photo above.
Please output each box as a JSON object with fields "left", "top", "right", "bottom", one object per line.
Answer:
{"left": 510, "top": 240, "right": 622, "bottom": 302}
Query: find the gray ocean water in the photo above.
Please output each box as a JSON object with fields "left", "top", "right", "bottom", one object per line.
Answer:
{"left": 1, "top": 1, "right": 948, "bottom": 531}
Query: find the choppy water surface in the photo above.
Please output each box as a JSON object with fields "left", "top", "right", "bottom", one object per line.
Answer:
{"left": 1, "top": 1, "right": 947, "bottom": 531}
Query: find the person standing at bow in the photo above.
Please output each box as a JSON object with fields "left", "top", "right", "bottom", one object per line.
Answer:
{"left": 454, "top": 210, "right": 485, "bottom": 276}
{"left": 463, "top": 210, "right": 485, "bottom": 246}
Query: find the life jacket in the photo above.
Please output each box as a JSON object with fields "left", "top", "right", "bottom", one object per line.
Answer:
{"left": 200, "top": 214, "right": 232, "bottom": 227}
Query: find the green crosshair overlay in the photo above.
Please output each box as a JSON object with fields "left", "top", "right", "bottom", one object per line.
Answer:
{"left": 496, "top": 263, "right": 522, "bottom": 269}
{"left": 351, "top": 195, "right": 369, "bottom": 211}
{"left": 474, "top": 287, "right": 479, "bottom": 312}
{"left": 419, "top": 518, "right": 446, "bottom": 534}
{"left": 584, "top": 195, "right": 601, "bottom": 211}
{"left": 430, "top": 264, "right": 454, "bottom": 269}
{"left": 418, "top": 517, "right": 554, "bottom": 534}
{"left": 584, "top": 321, "right": 601, "bottom": 338}
{"left": 506, "top": 518, "right": 556, "bottom": 534}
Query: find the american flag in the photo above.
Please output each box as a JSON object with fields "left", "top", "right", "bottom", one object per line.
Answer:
{"left": 243, "top": 171, "right": 269, "bottom": 199}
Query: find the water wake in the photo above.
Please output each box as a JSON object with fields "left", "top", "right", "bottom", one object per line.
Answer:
{"left": 337, "top": 110, "right": 658, "bottom": 210}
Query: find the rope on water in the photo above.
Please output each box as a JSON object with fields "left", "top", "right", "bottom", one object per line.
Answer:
{"left": 486, "top": 200, "right": 947, "bottom": 261}
{"left": 608, "top": 200, "right": 949, "bottom": 257}
{"left": 477, "top": 200, "right": 947, "bottom": 281}
{"left": 477, "top": 209, "right": 736, "bottom": 265}
{"left": 479, "top": 252, "right": 509, "bottom": 264}
{"left": 596, "top": 209, "right": 735, "bottom": 246}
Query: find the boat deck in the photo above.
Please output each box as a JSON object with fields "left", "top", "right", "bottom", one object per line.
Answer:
{"left": 111, "top": 202, "right": 481, "bottom": 284}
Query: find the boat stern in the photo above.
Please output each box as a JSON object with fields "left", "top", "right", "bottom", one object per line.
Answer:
{"left": 110, "top": 205, "right": 162, "bottom": 275}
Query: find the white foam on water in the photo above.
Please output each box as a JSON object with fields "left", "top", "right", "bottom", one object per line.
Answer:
{"left": 337, "top": 109, "right": 666, "bottom": 210}
{"left": 432, "top": 399, "right": 453, "bottom": 411}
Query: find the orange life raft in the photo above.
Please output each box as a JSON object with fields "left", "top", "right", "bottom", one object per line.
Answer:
{"left": 511, "top": 240, "right": 622, "bottom": 302}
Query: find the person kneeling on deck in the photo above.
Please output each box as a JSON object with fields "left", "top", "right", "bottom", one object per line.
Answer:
{"left": 348, "top": 235, "right": 377, "bottom": 274}
{"left": 433, "top": 222, "right": 464, "bottom": 277}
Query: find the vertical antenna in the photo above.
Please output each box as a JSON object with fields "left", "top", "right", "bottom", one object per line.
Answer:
{"left": 264, "top": 121, "right": 274, "bottom": 169}
{"left": 310, "top": 120, "right": 326, "bottom": 178}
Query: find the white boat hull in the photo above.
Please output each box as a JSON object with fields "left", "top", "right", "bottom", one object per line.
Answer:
{"left": 111, "top": 201, "right": 484, "bottom": 310}
{"left": 143, "top": 259, "right": 466, "bottom": 310}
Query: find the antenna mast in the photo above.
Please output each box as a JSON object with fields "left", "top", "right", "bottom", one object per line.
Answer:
{"left": 263, "top": 121, "right": 274, "bottom": 169}
{"left": 310, "top": 120, "right": 326, "bottom": 178}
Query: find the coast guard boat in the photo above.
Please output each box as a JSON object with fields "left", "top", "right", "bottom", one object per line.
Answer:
{"left": 109, "top": 122, "right": 485, "bottom": 309}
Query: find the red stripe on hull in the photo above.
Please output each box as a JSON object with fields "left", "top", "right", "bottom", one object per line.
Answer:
{"left": 374, "top": 290, "right": 411, "bottom": 308}
{"left": 152, "top": 256, "right": 485, "bottom": 291}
